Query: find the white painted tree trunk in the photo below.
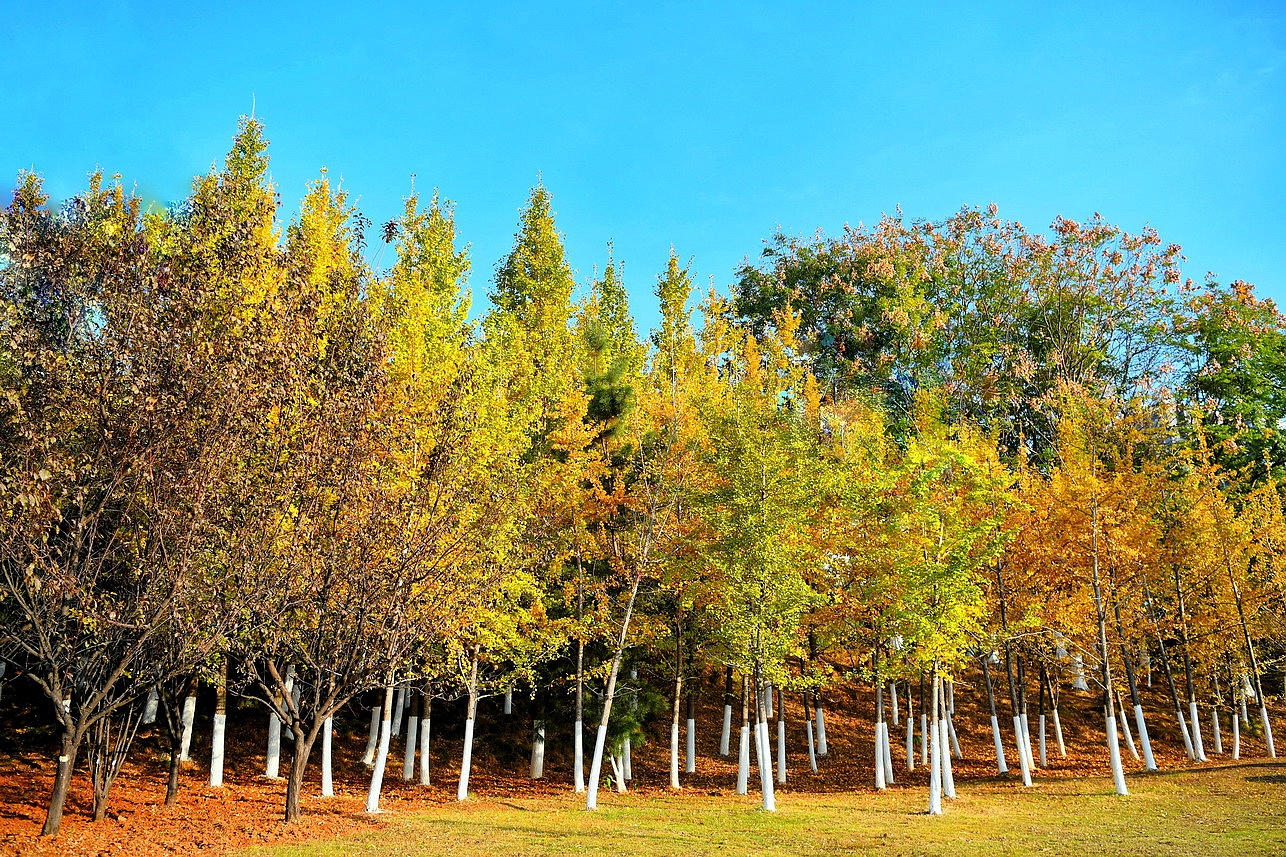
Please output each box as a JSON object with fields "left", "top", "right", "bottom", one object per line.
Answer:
{"left": 362, "top": 707, "right": 381, "bottom": 766}
{"left": 1261, "top": 705, "right": 1276, "bottom": 757}
{"left": 876, "top": 722, "right": 888, "bottom": 783}
{"left": 874, "top": 720, "right": 886, "bottom": 790}
{"left": 178, "top": 693, "right": 197, "bottom": 762}
{"left": 1175, "top": 708, "right": 1196, "bottom": 759}
{"left": 1013, "top": 715, "right": 1033, "bottom": 786}
{"left": 882, "top": 721, "right": 895, "bottom": 784}
{"left": 920, "top": 712, "right": 929, "bottom": 767}
{"left": 947, "top": 712, "right": 963, "bottom": 760}
{"left": 1119, "top": 704, "right": 1139, "bottom": 761}
{"left": 419, "top": 709, "right": 432, "bottom": 786}
{"left": 391, "top": 688, "right": 406, "bottom": 741}
{"left": 736, "top": 723, "right": 750, "bottom": 795}
{"left": 1189, "top": 701, "right": 1207, "bottom": 761}
{"left": 1038, "top": 714, "right": 1048, "bottom": 767}
{"left": 686, "top": 718, "right": 697, "bottom": 774}
{"left": 776, "top": 717, "right": 786, "bottom": 784}
{"left": 457, "top": 716, "right": 474, "bottom": 801}
{"left": 530, "top": 719, "right": 546, "bottom": 779}
{"left": 611, "top": 755, "right": 627, "bottom": 793}
{"left": 764, "top": 683, "right": 773, "bottom": 719}
{"left": 587, "top": 716, "right": 609, "bottom": 809}
{"left": 1053, "top": 708, "right": 1067, "bottom": 757}
{"left": 209, "top": 714, "right": 226, "bottom": 787}
{"left": 890, "top": 683, "right": 899, "bottom": 725}
{"left": 940, "top": 717, "right": 956, "bottom": 798}
{"left": 1073, "top": 654, "right": 1090, "bottom": 691}
{"left": 366, "top": 686, "right": 395, "bottom": 813}
{"left": 1134, "top": 705, "right": 1156, "bottom": 770}
{"left": 608, "top": 755, "right": 621, "bottom": 791}
{"left": 806, "top": 703, "right": 818, "bottom": 773}
{"left": 990, "top": 715, "right": 1007, "bottom": 774}
{"left": 1105, "top": 711, "right": 1129, "bottom": 796}
{"left": 720, "top": 704, "right": 733, "bottom": 756}
{"left": 321, "top": 716, "right": 334, "bottom": 797}
{"left": 143, "top": 687, "right": 159, "bottom": 725}
{"left": 670, "top": 720, "right": 681, "bottom": 788}
{"left": 928, "top": 684, "right": 943, "bottom": 815}
{"left": 574, "top": 719, "right": 585, "bottom": 792}
{"left": 403, "top": 715, "right": 419, "bottom": 780}
{"left": 754, "top": 703, "right": 775, "bottom": 811}
{"left": 503, "top": 689, "right": 512, "bottom": 715}
{"left": 1211, "top": 707, "right": 1222, "bottom": 754}
{"left": 1020, "top": 712, "right": 1035, "bottom": 778}
{"left": 458, "top": 657, "right": 478, "bottom": 802}
{"left": 906, "top": 709, "right": 916, "bottom": 771}
{"left": 1232, "top": 710, "right": 1241, "bottom": 759}
{"left": 815, "top": 705, "right": 828, "bottom": 755}
{"left": 623, "top": 736, "right": 632, "bottom": 781}
{"left": 266, "top": 709, "right": 283, "bottom": 779}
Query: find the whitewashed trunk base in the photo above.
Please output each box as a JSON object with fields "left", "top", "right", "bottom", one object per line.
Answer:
{"left": 990, "top": 714, "right": 1008, "bottom": 774}
{"left": 321, "top": 716, "right": 334, "bottom": 796}
{"left": 209, "top": 714, "right": 226, "bottom": 788}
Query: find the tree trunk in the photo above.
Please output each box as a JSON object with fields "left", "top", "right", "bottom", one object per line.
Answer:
{"left": 530, "top": 689, "right": 545, "bottom": 780}
{"left": 670, "top": 619, "right": 682, "bottom": 789}
{"left": 585, "top": 567, "right": 646, "bottom": 811}
{"left": 42, "top": 727, "right": 81, "bottom": 836}
{"left": 736, "top": 675, "right": 750, "bottom": 795}
{"left": 982, "top": 655, "right": 1008, "bottom": 774}
{"left": 686, "top": 678, "right": 697, "bottom": 775}
{"left": 391, "top": 687, "right": 406, "bottom": 742}
{"left": 754, "top": 672, "right": 776, "bottom": 811}
{"left": 1173, "top": 564, "right": 1206, "bottom": 761}
{"left": 1143, "top": 574, "right": 1195, "bottom": 758}
{"left": 574, "top": 639, "right": 585, "bottom": 792}
{"left": 719, "top": 665, "right": 733, "bottom": 756}
{"left": 362, "top": 696, "right": 381, "bottom": 767}
{"left": 419, "top": 687, "right": 432, "bottom": 786}
{"left": 403, "top": 687, "right": 420, "bottom": 781}
{"left": 321, "top": 716, "right": 335, "bottom": 797}
{"left": 178, "top": 675, "right": 198, "bottom": 763}
{"left": 994, "top": 556, "right": 1030, "bottom": 787}
{"left": 928, "top": 668, "right": 942, "bottom": 815}
{"left": 874, "top": 658, "right": 886, "bottom": 791}
{"left": 1090, "top": 479, "right": 1128, "bottom": 796}
{"left": 775, "top": 685, "right": 786, "bottom": 785}
{"left": 905, "top": 679, "right": 915, "bottom": 771}
{"left": 284, "top": 723, "right": 320, "bottom": 823}
{"left": 365, "top": 684, "right": 395, "bottom": 812}
{"left": 211, "top": 661, "right": 228, "bottom": 788}
{"left": 939, "top": 673, "right": 956, "bottom": 799}
{"left": 804, "top": 688, "right": 818, "bottom": 773}
{"left": 1111, "top": 591, "right": 1156, "bottom": 769}
{"left": 458, "top": 654, "right": 478, "bottom": 802}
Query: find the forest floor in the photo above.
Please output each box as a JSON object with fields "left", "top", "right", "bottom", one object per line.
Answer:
{"left": 238, "top": 762, "right": 1286, "bottom": 857}
{"left": 1, "top": 670, "right": 1282, "bottom": 856}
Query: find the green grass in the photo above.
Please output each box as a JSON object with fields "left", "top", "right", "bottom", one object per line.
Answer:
{"left": 243, "top": 762, "right": 1286, "bottom": 857}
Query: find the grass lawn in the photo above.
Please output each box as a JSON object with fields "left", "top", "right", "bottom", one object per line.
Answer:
{"left": 240, "top": 761, "right": 1286, "bottom": 857}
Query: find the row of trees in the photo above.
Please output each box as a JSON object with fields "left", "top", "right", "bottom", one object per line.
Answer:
{"left": 2, "top": 120, "right": 1283, "bottom": 834}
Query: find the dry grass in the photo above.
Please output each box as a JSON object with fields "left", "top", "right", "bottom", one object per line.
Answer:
{"left": 243, "top": 760, "right": 1286, "bottom": 857}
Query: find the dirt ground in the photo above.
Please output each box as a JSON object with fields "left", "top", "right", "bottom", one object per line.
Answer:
{"left": 0, "top": 668, "right": 1276, "bottom": 856}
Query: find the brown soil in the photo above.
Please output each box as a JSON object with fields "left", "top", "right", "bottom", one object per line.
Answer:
{"left": 0, "top": 669, "right": 1276, "bottom": 856}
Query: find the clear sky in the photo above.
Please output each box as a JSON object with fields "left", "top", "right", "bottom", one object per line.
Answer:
{"left": 4, "top": 1, "right": 1283, "bottom": 332}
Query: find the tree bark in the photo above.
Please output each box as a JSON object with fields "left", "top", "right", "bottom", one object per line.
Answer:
{"left": 458, "top": 652, "right": 478, "bottom": 802}
{"left": 365, "top": 684, "right": 395, "bottom": 812}
{"left": 211, "top": 661, "right": 228, "bottom": 788}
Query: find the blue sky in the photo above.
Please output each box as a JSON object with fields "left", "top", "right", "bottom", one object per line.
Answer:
{"left": 4, "top": 1, "right": 1283, "bottom": 332}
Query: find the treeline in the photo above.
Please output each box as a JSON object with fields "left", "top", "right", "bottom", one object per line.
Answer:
{"left": 1, "top": 119, "right": 1283, "bottom": 834}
